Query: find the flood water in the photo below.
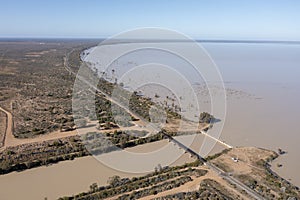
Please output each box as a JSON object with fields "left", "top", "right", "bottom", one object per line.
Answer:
{"left": 86, "top": 42, "right": 300, "bottom": 186}
{"left": 0, "top": 134, "right": 224, "bottom": 200}
{"left": 0, "top": 42, "right": 299, "bottom": 199}
{"left": 204, "top": 43, "right": 300, "bottom": 187}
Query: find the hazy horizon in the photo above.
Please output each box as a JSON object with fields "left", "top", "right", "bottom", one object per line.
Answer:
{"left": 1, "top": 0, "right": 300, "bottom": 40}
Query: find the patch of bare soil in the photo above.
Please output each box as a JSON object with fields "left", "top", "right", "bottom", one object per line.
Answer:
{"left": 212, "top": 147, "right": 300, "bottom": 199}
{"left": 143, "top": 166, "right": 249, "bottom": 200}
{"left": 164, "top": 118, "right": 209, "bottom": 133}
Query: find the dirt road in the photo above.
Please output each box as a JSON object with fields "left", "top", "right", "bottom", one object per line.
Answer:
{"left": 0, "top": 106, "right": 151, "bottom": 150}
{"left": 0, "top": 106, "right": 13, "bottom": 148}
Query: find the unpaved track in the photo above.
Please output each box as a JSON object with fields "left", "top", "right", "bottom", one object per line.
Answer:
{"left": 0, "top": 106, "right": 77, "bottom": 149}
{"left": 141, "top": 166, "right": 251, "bottom": 200}
{"left": 0, "top": 106, "right": 13, "bottom": 149}
{"left": 0, "top": 105, "right": 151, "bottom": 151}
{"left": 0, "top": 48, "right": 232, "bottom": 150}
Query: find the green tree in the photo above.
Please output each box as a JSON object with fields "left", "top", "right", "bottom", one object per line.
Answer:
{"left": 107, "top": 175, "right": 121, "bottom": 187}
{"left": 199, "top": 112, "right": 214, "bottom": 123}
{"left": 89, "top": 183, "right": 98, "bottom": 193}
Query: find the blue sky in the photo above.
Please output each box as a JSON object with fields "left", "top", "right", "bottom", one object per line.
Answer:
{"left": 0, "top": 0, "right": 300, "bottom": 40}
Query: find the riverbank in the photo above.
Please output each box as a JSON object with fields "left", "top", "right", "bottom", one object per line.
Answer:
{"left": 57, "top": 146, "right": 300, "bottom": 200}
{"left": 0, "top": 134, "right": 224, "bottom": 200}
{"left": 0, "top": 133, "right": 298, "bottom": 200}
{"left": 82, "top": 42, "right": 300, "bottom": 187}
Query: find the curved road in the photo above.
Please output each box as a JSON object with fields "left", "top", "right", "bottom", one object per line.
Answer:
{"left": 0, "top": 105, "right": 150, "bottom": 149}
{"left": 0, "top": 48, "right": 263, "bottom": 199}
{"left": 0, "top": 106, "right": 13, "bottom": 148}
{"left": 0, "top": 48, "right": 233, "bottom": 155}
